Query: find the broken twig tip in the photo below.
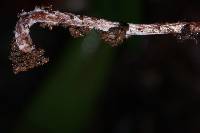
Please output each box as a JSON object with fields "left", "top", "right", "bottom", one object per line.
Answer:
{"left": 9, "top": 41, "right": 49, "bottom": 74}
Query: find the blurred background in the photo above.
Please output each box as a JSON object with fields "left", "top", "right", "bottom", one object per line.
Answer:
{"left": 1, "top": 0, "right": 200, "bottom": 132}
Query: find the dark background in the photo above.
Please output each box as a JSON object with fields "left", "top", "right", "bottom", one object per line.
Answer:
{"left": 1, "top": 0, "right": 200, "bottom": 132}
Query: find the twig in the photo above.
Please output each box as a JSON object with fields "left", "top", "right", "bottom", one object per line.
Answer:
{"left": 10, "top": 7, "right": 200, "bottom": 74}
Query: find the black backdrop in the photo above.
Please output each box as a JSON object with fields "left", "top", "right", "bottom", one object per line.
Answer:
{"left": 0, "top": 0, "right": 200, "bottom": 132}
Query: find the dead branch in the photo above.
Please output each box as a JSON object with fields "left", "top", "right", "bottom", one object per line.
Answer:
{"left": 10, "top": 7, "right": 200, "bottom": 74}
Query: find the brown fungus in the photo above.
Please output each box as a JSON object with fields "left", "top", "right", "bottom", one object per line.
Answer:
{"left": 176, "top": 24, "right": 200, "bottom": 43}
{"left": 69, "top": 26, "right": 91, "bottom": 38}
{"left": 100, "top": 25, "right": 129, "bottom": 46}
{"left": 9, "top": 41, "right": 49, "bottom": 74}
